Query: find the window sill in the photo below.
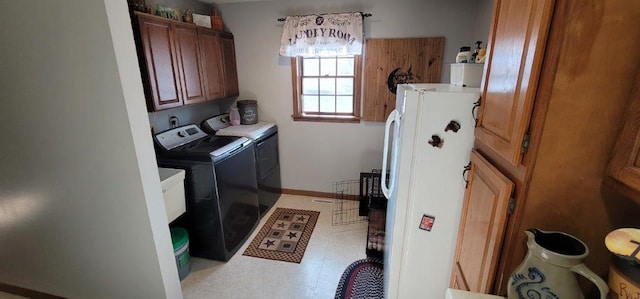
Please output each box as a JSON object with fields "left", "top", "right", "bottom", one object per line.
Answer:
{"left": 292, "top": 114, "right": 361, "bottom": 123}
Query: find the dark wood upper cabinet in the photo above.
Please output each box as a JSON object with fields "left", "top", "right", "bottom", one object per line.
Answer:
{"left": 198, "top": 28, "right": 225, "bottom": 100}
{"left": 137, "top": 14, "right": 183, "bottom": 111}
{"left": 133, "top": 12, "right": 239, "bottom": 111}
{"left": 173, "top": 23, "right": 206, "bottom": 105}
{"left": 220, "top": 32, "right": 239, "bottom": 97}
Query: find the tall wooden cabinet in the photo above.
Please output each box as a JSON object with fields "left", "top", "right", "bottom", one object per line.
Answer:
{"left": 451, "top": 0, "right": 640, "bottom": 296}
{"left": 474, "top": 0, "right": 554, "bottom": 166}
{"left": 134, "top": 12, "right": 239, "bottom": 111}
{"left": 451, "top": 151, "right": 513, "bottom": 292}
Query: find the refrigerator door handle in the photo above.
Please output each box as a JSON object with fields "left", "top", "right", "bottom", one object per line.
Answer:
{"left": 382, "top": 110, "right": 400, "bottom": 198}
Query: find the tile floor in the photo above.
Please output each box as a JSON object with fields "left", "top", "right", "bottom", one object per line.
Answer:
{"left": 180, "top": 194, "right": 368, "bottom": 299}
{"left": 0, "top": 195, "right": 366, "bottom": 299}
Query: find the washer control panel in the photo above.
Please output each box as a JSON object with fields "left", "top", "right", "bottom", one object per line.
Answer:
{"left": 202, "top": 113, "right": 230, "bottom": 133}
{"left": 155, "top": 124, "right": 208, "bottom": 151}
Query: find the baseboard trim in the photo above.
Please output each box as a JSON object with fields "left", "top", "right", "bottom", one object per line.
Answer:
{"left": 281, "top": 188, "right": 334, "bottom": 199}
{"left": 0, "top": 282, "right": 62, "bottom": 299}
{"left": 281, "top": 188, "right": 361, "bottom": 201}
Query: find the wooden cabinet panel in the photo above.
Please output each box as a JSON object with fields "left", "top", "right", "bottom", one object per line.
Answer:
{"left": 455, "top": 0, "right": 640, "bottom": 296}
{"left": 220, "top": 33, "right": 239, "bottom": 97}
{"left": 173, "top": 24, "right": 205, "bottom": 105}
{"left": 362, "top": 37, "right": 445, "bottom": 122}
{"left": 607, "top": 71, "right": 640, "bottom": 202}
{"left": 198, "top": 28, "right": 225, "bottom": 100}
{"left": 451, "top": 150, "right": 513, "bottom": 293}
{"left": 475, "top": 0, "right": 554, "bottom": 166}
{"left": 137, "top": 15, "right": 183, "bottom": 110}
{"left": 134, "top": 12, "right": 239, "bottom": 110}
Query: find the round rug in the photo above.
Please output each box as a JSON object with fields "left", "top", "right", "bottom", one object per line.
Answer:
{"left": 335, "top": 258, "right": 384, "bottom": 299}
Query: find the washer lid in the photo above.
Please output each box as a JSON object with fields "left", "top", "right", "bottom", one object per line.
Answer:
{"left": 210, "top": 137, "right": 251, "bottom": 157}
{"left": 163, "top": 135, "right": 241, "bottom": 155}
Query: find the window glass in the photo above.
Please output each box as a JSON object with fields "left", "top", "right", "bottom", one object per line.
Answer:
{"left": 320, "top": 58, "right": 337, "bottom": 76}
{"left": 336, "top": 78, "right": 353, "bottom": 95}
{"left": 292, "top": 55, "right": 360, "bottom": 121}
{"left": 302, "top": 95, "right": 319, "bottom": 112}
{"left": 336, "top": 96, "right": 353, "bottom": 113}
{"left": 302, "top": 78, "right": 318, "bottom": 94}
{"left": 319, "top": 78, "right": 336, "bottom": 95}
{"left": 319, "top": 96, "right": 336, "bottom": 113}
{"left": 303, "top": 58, "right": 319, "bottom": 76}
{"left": 337, "top": 58, "right": 354, "bottom": 76}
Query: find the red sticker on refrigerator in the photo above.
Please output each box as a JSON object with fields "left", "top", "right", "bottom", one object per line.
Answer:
{"left": 419, "top": 214, "right": 435, "bottom": 231}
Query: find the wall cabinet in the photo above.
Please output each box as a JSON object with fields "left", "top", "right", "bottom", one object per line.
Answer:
{"left": 452, "top": 0, "right": 640, "bottom": 296}
{"left": 198, "top": 28, "right": 225, "bottom": 100}
{"left": 137, "top": 14, "right": 183, "bottom": 111}
{"left": 173, "top": 23, "right": 206, "bottom": 106}
{"left": 219, "top": 32, "right": 239, "bottom": 97}
{"left": 134, "top": 12, "right": 239, "bottom": 111}
{"left": 474, "top": 0, "right": 554, "bottom": 166}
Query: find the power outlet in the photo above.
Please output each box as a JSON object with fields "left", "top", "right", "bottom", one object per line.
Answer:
{"left": 169, "top": 116, "right": 179, "bottom": 128}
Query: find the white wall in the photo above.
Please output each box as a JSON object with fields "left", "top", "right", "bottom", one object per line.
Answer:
{"left": 473, "top": 0, "right": 495, "bottom": 48}
{"left": 218, "top": 0, "right": 490, "bottom": 193}
{"left": 0, "top": 1, "right": 181, "bottom": 298}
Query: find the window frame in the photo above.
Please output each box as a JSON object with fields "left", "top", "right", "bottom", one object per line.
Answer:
{"left": 291, "top": 55, "right": 362, "bottom": 123}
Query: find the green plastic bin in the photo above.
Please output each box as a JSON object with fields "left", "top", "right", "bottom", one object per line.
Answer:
{"left": 170, "top": 227, "right": 190, "bottom": 280}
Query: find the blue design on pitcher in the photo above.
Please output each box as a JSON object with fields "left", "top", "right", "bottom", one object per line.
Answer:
{"left": 510, "top": 267, "right": 559, "bottom": 299}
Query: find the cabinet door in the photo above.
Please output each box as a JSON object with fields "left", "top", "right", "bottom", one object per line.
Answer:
{"left": 137, "top": 16, "right": 183, "bottom": 110}
{"left": 173, "top": 24, "right": 206, "bottom": 105}
{"left": 475, "top": 0, "right": 554, "bottom": 166}
{"left": 451, "top": 150, "right": 514, "bottom": 293}
{"left": 198, "top": 28, "right": 225, "bottom": 100}
{"left": 607, "top": 71, "right": 640, "bottom": 200}
{"left": 220, "top": 33, "right": 239, "bottom": 97}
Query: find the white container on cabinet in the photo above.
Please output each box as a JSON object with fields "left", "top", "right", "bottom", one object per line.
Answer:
{"left": 450, "top": 63, "right": 484, "bottom": 87}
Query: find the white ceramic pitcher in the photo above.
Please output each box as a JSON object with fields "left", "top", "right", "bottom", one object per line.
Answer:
{"left": 507, "top": 229, "right": 609, "bottom": 299}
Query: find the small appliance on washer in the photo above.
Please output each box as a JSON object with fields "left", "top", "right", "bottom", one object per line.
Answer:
{"left": 202, "top": 114, "right": 281, "bottom": 217}
{"left": 154, "top": 124, "right": 259, "bottom": 261}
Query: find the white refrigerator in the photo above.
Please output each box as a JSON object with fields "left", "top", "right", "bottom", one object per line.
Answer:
{"left": 381, "top": 83, "right": 480, "bottom": 298}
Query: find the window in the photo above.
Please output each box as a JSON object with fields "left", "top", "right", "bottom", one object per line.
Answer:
{"left": 291, "top": 55, "right": 362, "bottom": 122}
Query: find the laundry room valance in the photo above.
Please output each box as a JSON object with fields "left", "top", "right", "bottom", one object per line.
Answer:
{"left": 279, "top": 12, "right": 364, "bottom": 57}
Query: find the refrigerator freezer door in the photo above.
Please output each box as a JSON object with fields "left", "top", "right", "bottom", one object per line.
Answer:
{"left": 384, "top": 84, "right": 480, "bottom": 299}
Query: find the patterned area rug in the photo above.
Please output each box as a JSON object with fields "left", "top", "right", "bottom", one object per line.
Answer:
{"left": 335, "top": 258, "right": 384, "bottom": 299}
{"left": 243, "top": 207, "right": 320, "bottom": 263}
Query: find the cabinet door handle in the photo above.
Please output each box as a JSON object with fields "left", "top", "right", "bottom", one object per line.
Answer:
{"left": 472, "top": 99, "right": 481, "bottom": 127}
{"left": 462, "top": 162, "right": 472, "bottom": 188}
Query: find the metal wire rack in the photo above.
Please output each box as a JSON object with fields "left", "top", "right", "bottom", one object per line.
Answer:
{"left": 332, "top": 179, "right": 367, "bottom": 226}
{"left": 332, "top": 170, "right": 388, "bottom": 226}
